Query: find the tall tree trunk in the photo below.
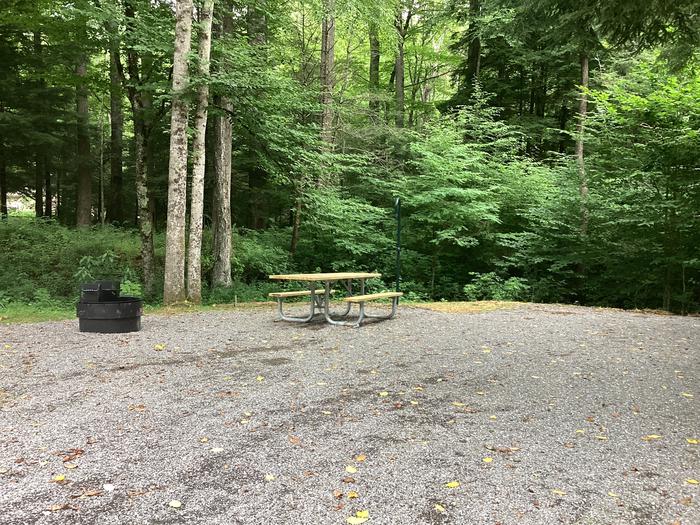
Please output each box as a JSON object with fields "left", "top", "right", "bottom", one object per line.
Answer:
{"left": 211, "top": 5, "right": 234, "bottom": 288}
{"left": 186, "top": 0, "right": 214, "bottom": 304}
{"left": 576, "top": 53, "right": 589, "bottom": 236}
{"left": 320, "top": 0, "right": 335, "bottom": 148}
{"left": 34, "top": 154, "right": 44, "bottom": 217}
{"left": 368, "top": 22, "right": 380, "bottom": 113}
{"left": 44, "top": 157, "right": 52, "bottom": 217}
{"left": 212, "top": 97, "right": 233, "bottom": 287}
{"left": 465, "top": 0, "right": 481, "bottom": 87}
{"left": 163, "top": 0, "right": 194, "bottom": 305}
{"left": 75, "top": 57, "right": 92, "bottom": 227}
{"left": 394, "top": 13, "right": 405, "bottom": 128}
{"left": 108, "top": 38, "right": 124, "bottom": 224}
{"left": 290, "top": 192, "right": 302, "bottom": 256}
{"left": 0, "top": 142, "right": 7, "bottom": 220}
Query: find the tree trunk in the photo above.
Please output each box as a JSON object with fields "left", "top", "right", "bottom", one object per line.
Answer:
{"left": 34, "top": 154, "right": 44, "bottom": 217}
{"left": 44, "top": 157, "right": 52, "bottom": 217}
{"left": 0, "top": 143, "right": 7, "bottom": 220}
{"left": 465, "top": 0, "right": 481, "bottom": 87}
{"left": 368, "top": 22, "right": 380, "bottom": 113}
{"left": 163, "top": 0, "right": 194, "bottom": 305}
{"left": 290, "top": 190, "right": 302, "bottom": 256}
{"left": 212, "top": 96, "right": 233, "bottom": 287}
{"left": 394, "top": 12, "right": 405, "bottom": 128}
{"left": 186, "top": 0, "right": 214, "bottom": 304}
{"left": 108, "top": 38, "right": 124, "bottom": 224}
{"left": 247, "top": 0, "right": 267, "bottom": 45}
{"left": 575, "top": 53, "right": 589, "bottom": 236}
{"left": 320, "top": 0, "right": 335, "bottom": 148}
{"left": 75, "top": 57, "right": 92, "bottom": 227}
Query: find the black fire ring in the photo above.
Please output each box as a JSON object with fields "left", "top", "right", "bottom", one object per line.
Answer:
{"left": 77, "top": 281, "right": 143, "bottom": 333}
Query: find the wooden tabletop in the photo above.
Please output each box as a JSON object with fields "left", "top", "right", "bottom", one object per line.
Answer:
{"left": 269, "top": 272, "right": 381, "bottom": 281}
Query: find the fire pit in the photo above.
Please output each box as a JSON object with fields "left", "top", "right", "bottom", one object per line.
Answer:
{"left": 77, "top": 281, "right": 142, "bottom": 333}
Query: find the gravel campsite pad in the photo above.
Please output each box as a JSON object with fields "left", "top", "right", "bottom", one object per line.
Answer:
{"left": 1, "top": 303, "right": 698, "bottom": 524}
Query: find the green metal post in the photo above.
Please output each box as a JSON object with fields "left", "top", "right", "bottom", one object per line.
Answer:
{"left": 395, "top": 197, "right": 401, "bottom": 292}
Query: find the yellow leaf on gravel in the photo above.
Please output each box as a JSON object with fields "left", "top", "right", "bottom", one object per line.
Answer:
{"left": 378, "top": 391, "right": 389, "bottom": 397}
{"left": 686, "top": 479, "right": 699, "bottom": 485}
{"left": 356, "top": 511, "right": 369, "bottom": 518}
{"left": 681, "top": 392, "right": 694, "bottom": 398}
{"left": 355, "top": 454, "right": 367, "bottom": 462}
{"left": 445, "top": 481, "right": 460, "bottom": 488}
{"left": 153, "top": 344, "right": 166, "bottom": 351}
{"left": 434, "top": 503, "right": 446, "bottom": 513}
{"left": 452, "top": 402, "right": 465, "bottom": 407}
{"left": 199, "top": 437, "right": 209, "bottom": 443}
{"left": 687, "top": 438, "right": 699, "bottom": 445}
{"left": 413, "top": 386, "right": 424, "bottom": 392}
{"left": 482, "top": 457, "right": 493, "bottom": 463}
{"left": 256, "top": 375, "right": 265, "bottom": 382}
{"left": 595, "top": 436, "right": 608, "bottom": 441}
{"left": 52, "top": 474, "right": 65, "bottom": 482}
{"left": 551, "top": 489, "right": 567, "bottom": 496}
{"left": 489, "top": 415, "right": 497, "bottom": 420}
{"left": 575, "top": 429, "right": 585, "bottom": 434}
{"left": 608, "top": 492, "right": 620, "bottom": 498}
{"left": 476, "top": 391, "right": 485, "bottom": 396}
{"left": 346, "top": 517, "right": 368, "bottom": 525}
{"left": 168, "top": 500, "right": 182, "bottom": 508}
{"left": 346, "top": 466, "right": 358, "bottom": 474}
{"left": 348, "top": 490, "right": 359, "bottom": 499}
{"left": 641, "top": 435, "right": 662, "bottom": 441}
{"left": 410, "top": 401, "right": 419, "bottom": 405}
{"left": 264, "top": 474, "right": 276, "bottom": 481}
{"left": 322, "top": 410, "right": 332, "bottom": 415}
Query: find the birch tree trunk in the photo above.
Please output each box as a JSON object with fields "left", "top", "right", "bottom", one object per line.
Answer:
{"left": 575, "top": 53, "right": 589, "bottom": 236}
{"left": 75, "top": 57, "right": 92, "bottom": 227}
{"left": 34, "top": 154, "right": 44, "bottom": 217}
{"left": 186, "top": 0, "right": 214, "bottom": 304}
{"left": 163, "top": 0, "right": 194, "bottom": 305}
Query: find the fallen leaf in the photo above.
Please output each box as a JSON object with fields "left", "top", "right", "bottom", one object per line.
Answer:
{"left": 169, "top": 500, "right": 182, "bottom": 508}
{"left": 211, "top": 447, "right": 224, "bottom": 454}
{"left": 64, "top": 462, "right": 78, "bottom": 469}
{"left": 288, "top": 435, "right": 302, "bottom": 446}
{"left": 128, "top": 404, "right": 146, "bottom": 412}
{"left": 641, "top": 434, "right": 662, "bottom": 441}
{"left": 681, "top": 392, "right": 693, "bottom": 398}
{"left": 575, "top": 429, "right": 585, "bottom": 434}
{"left": 608, "top": 492, "right": 620, "bottom": 498}
{"left": 264, "top": 474, "right": 276, "bottom": 481}
{"left": 256, "top": 375, "right": 265, "bottom": 382}
{"left": 595, "top": 435, "right": 608, "bottom": 441}
{"left": 48, "top": 503, "right": 78, "bottom": 512}
{"left": 686, "top": 479, "right": 699, "bottom": 485}
{"left": 686, "top": 438, "right": 699, "bottom": 445}
{"left": 346, "top": 517, "right": 368, "bottom": 525}
{"left": 356, "top": 510, "right": 369, "bottom": 518}
{"left": 345, "top": 465, "right": 358, "bottom": 474}
{"left": 355, "top": 454, "right": 367, "bottom": 462}
{"left": 482, "top": 457, "right": 493, "bottom": 463}
{"left": 153, "top": 343, "right": 166, "bottom": 351}
{"left": 378, "top": 391, "right": 389, "bottom": 397}
{"left": 489, "top": 415, "right": 497, "bottom": 420}
{"left": 445, "top": 480, "right": 460, "bottom": 488}
{"left": 333, "top": 489, "right": 343, "bottom": 499}
{"left": 199, "top": 437, "right": 209, "bottom": 443}
{"left": 410, "top": 400, "right": 419, "bottom": 405}
{"left": 52, "top": 474, "right": 66, "bottom": 482}
{"left": 452, "top": 402, "right": 465, "bottom": 407}
{"left": 476, "top": 391, "right": 485, "bottom": 396}
{"left": 551, "top": 489, "right": 567, "bottom": 496}
{"left": 563, "top": 442, "right": 575, "bottom": 449}
{"left": 434, "top": 503, "right": 446, "bottom": 513}
{"left": 348, "top": 490, "right": 359, "bottom": 499}
{"left": 59, "top": 448, "right": 85, "bottom": 462}
{"left": 679, "top": 496, "right": 693, "bottom": 506}
{"left": 322, "top": 410, "right": 332, "bottom": 415}
{"left": 341, "top": 476, "right": 356, "bottom": 483}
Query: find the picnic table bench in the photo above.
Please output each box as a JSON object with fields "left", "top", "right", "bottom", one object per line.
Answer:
{"left": 268, "top": 272, "right": 402, "bottom": 327}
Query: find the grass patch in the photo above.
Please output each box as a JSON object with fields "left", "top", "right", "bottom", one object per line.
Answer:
{"left": 0, "top": 304, "right": 76, "bottom": 324}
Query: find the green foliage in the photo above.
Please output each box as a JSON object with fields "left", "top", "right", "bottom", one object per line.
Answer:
{"left": 463, "top": 272, "right": 530, "bottom": 301}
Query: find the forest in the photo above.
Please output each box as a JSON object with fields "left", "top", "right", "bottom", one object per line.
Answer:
{"left": 0, "top": 0, "right": 698, "bottom": 313}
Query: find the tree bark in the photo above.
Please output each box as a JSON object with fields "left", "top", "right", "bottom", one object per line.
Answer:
{"left": 320, "top": 0, "right": 335, "bottom": 148}
{"left": 107, "top": 37, "right": 124, "bottom": 224}
{"left": 0, "top": 142, "right": 7, "bottom": 220}
{"left": 465, "top": 0, "right": 481, "bottom": 87}
{"left": 575, "top": 53, "right": 589, "bottom": 236}
{"left": 369, "top": 22, "right": 380, "bottom": 113}
{"left": 75, "top": 57, "right": 92, "bottom": 227}
{"left": 163, "top": 0, "right": 194, "bottom": 305}
{"left": 186, "top": 0, "right": 214, "bottom": 304}
{"left": 211, "top": 5, "right": 234, "bottom": 288}
{"left": 394, "top": 13, "right": 405, "bottom": 128}
{"left": 212, "top": 96, "right": 233, "bottom": 287}
{"left": 34, "top": 154, "right": 44, "bottom": 217}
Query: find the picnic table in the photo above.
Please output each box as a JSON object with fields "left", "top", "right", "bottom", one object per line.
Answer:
{"left": 268, "top": 272, "right": 402, "bottom": 327}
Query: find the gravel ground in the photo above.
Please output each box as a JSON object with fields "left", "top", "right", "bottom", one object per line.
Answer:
{"left": 0, "top": 303, "right": 698, "bottom": 525}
